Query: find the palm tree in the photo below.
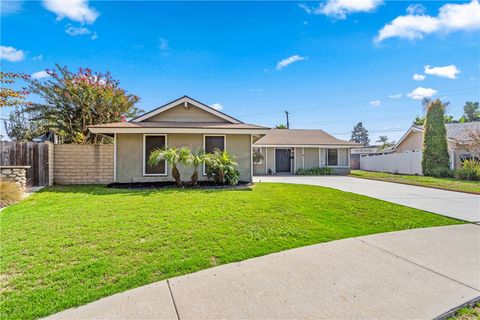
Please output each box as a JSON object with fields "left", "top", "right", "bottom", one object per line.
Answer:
{"left": 185, "top": 148, "right": 205, "bottom": 186}
{"left": 148, "top": 147, "right": 190, "bottom": 186}
{"left": 205, "top": 149, "right": 238, "bottom": 185}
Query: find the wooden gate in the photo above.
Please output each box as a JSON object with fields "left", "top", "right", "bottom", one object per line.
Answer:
{"left": 0, "top": 141, "right": 50, "bottom": 186}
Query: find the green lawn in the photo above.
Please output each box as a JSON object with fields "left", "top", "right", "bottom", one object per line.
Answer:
{"left": 0, "top": 183, "right": 461, "bottom": 319}
{"left": 350, "top": 170, "right": 480, "bottom": 194}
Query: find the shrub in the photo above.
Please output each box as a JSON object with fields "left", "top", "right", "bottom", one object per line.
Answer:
{"left": 455, "top": 159, "right": 480, "bottom": 181}
{"left": 422, "top": 99, "right": 450, "bottom": 177}
{"left": 0, "top": 181, "right": 22, "bottom": 208}
{"left": 205, "top": 149, "right": 240, "bottom": 185}
{"left": 296, "top": 167, "right": 335, "bottom": 175}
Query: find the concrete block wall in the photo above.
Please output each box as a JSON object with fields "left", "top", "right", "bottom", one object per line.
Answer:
{"left": 53, "top": 144, "right": 114, "bottom": 185}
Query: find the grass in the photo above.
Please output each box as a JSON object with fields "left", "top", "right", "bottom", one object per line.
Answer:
{"left": 448, "top": 303, "right": 480, "bottom": 320}
{"left": 350, "top": 170, "right": 480, "bottom": 194}
{"left": 0, "top": 183, "right": 461, "bottom": 319}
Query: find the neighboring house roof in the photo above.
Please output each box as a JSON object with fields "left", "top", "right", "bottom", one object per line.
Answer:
{"left": 131, "top": 95, "right": 242, "bottom": 124}
{"left": 254, "top": 129, "right": 360, "bottom": 147}
{"left": 394, "top": 122, "right": 480, "bottom": 149}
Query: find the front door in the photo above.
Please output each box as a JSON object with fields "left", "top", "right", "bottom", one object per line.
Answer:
{"left": 275, "top": 149, "right": 291, "bottom": 173}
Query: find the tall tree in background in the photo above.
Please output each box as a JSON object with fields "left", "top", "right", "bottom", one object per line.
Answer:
{"left": 422, "top": 99, "right": 450, "bottom": 177}
{"left": 350, "top": 122, "right": 370, "bottom": 146}
{"left": 23, "top": 65, "right": 142, "bottom": 144}
{"left": 0, "top": 71, "right": 30, "bottom": 108}
{"left": 4, "top": 108, "right": 41, "bottom": 141}
{"left": 461, "top": 101, "right": 480, "bottom": 122}
{"left": 376, "top": 135, "right": 395, "bottom": 150}
{"left": 413, "top": 114, "right": 453, "bottom": 125}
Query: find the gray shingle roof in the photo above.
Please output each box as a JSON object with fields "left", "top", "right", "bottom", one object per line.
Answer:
{"left": 254, "top": 129, "right": 360, "bottom": 146}
{"left": 414, "top": 122, "right": 480, "bottom": 141}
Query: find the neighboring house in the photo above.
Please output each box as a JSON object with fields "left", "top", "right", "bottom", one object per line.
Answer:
{"left": 350, "top": 145, "right": 385, "bottom": 169}
{"left": 393, "top": 122, "right": 480, "bottom": 168}
{"left": 253, "top": 129, "right": 359, "bottom": 175}
{"left": 89, "top": 96, "right": 359, "bottom": 183}
{"left": 89, "top": 96, "right": 270, "bottom": 183}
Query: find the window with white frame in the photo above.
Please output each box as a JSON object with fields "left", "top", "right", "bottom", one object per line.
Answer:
{"left": 327, "top": 149, "right": 338, "bottom": 166}
{"left": 144, "top": 135, "right": 166, "bottom": 175}
{"left": 253, "top": 147, "right": 263, "bottom": 164}
{"left": 324, "top": 148, "right": 349, "bottom": 166}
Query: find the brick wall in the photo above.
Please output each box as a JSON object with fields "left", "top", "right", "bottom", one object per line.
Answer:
{"left": 54, "top": 144, "right": 114, "bottom": 185}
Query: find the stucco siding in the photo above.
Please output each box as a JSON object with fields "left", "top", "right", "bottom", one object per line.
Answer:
{"left": 116, "top": 133, "right": 252, "bottom": 183}
{"left": 304, "top": 148, "right": 319, "bottom": 169}
{"left": 253, "top": 147, "right": 266, "bottom": 175}
{"left": 145, "top": 103, "right": 229, "bottom": 123}
{"left": 266, "top": 147, "right": 275, "bottom": 174}
{"left": 294, "top": 148, "right": 302, "bottom": 172}
{"left": 396, "top": 131, "right": 423, "bottom": 152}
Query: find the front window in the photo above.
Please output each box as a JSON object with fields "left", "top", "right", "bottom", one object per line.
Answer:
{"left": 253, "top": 147, "right": 263, "bottom": 164}
{"left": 144, "top": 135, "right": 166, "bottom": 175}
{"left": 327, "top": 149, "right": 338, "bottom": 166}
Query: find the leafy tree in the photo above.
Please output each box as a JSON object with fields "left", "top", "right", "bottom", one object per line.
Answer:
{"left": 4, "top": 107, "right": 41, "bottom": 141}
{"left": 422, "top": 99, "right": 450, "bottom": 177}
{"left": 413, "top": 114, "right": 453, "bottom": 125}
{"left": 461, "top": 101, "right": 480, "bottom": 122}
{"left": 350, "top": 122, "right": 370, "bottom": 146}
{"left": 275, "top": 124, "right": 287, "bottom": 129}
{"left": 24, "top": 65, "right": 142, "bottom": 144}
{"left": 148, "top": 147, "right": 190, "bottom": 187}
{"left": 376, "top": 135, "right": 395, "bottom": 150}
{"left": 458, "top": 128, "right": 480, "bottom": 156}
{"left": 0, "top": 71, "right": 30, "bottom": 107}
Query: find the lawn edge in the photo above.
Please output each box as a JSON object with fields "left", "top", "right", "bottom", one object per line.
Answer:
{"left": 434, "top": 296, "right": 480, "bottom": 320}
{"left": 348, "top": 174, "right": 480, "bottom": 195}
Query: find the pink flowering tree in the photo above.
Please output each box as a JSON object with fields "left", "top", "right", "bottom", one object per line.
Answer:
{"left": 24, "top": 65, "right": 142, "bottom": 144}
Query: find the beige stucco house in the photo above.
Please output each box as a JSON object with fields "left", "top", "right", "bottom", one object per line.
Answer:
{"left": 89, "top": 96, "right": 358, "bottom": 183}
{"left": 393, "top": 122, "right": 480, "bottom": 168}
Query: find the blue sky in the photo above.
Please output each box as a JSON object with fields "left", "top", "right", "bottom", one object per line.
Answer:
{"left": 1, "top": 0, "right": 479, "bottom": 142}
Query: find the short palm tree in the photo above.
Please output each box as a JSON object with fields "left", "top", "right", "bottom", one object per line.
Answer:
{"left": 185, "top": 148, "right": 206, "bottom": 186}
{"left": 205, "top": 149, "right": 238, "bottom": 185}
{"left": 148, "top": 147, "right": 190, "bottom": 186}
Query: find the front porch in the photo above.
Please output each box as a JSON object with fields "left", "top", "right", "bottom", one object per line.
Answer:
{"left": 253, "top": 146, "right": 351, "bottom": 175}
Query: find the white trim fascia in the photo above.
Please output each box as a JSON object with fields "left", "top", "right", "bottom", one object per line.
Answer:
{"left": 302, "top": 147, "right": 305, "bottom": 169}
{"left": 89, "top": 128, "right": 270, "bottom": 135}
{"left": 132, "top": 96, "right": 241, "bottom": 124}
{"left": 143, "top": 134, "right": 168, "bottom": 176}
{"left": 293, "top": 148, "right": 297, "bottom": 173}
{"left": 265, "top": 147, "right": 268, "bottom": 174}
{"left": 250, "top": 134, "right": 253, "bottom": 181}
{"left": 113, "top": 133, "right": 117, "bottom": 182}
{"left": 203, "top": 134, "right": 226, "bottom": 176}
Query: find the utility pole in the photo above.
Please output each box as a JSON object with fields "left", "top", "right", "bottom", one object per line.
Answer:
{"left": 285, "top": 110, "right": 290, "bottom": 129}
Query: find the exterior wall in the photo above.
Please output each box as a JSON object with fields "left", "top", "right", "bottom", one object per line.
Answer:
{"left": 116, "top": 133, "right": 252, "bottom": 183}
{"left": 253, "top": 147, "right": 266, "bottom": 175}
{"left": 396, "top": 131, "right": 423, "bottom": 152}
{"left": 294, "top": 148, "right": 302, "bottom": 173}
{"left": 145, "top": 103, "right": 228, "bottom": 123}
{"left": 54, "top": 144, "right": 114, "bottom": 184}
{"left": 304, "top": 148, "right": 319, "bottom": 169}
{"left": 266, "top": 147, "right": 275, "bottom": 174}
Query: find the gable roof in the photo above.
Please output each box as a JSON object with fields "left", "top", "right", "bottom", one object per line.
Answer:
{"left": 394, "top": 122, "right": 480, "bottom": 149}
{"left": 131, "top": 96, "right": 242, "bottom": 124}
{"left": 254, "top": 129, "right": 360, "bottom": 147}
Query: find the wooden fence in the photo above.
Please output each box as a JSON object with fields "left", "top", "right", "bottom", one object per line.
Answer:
{"left": 0, "top": 141, "right": 51, "bottom": 186}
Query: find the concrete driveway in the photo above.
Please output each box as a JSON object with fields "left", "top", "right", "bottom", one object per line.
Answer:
{"left": 45, "top": 224, "right": 480, "bottom": 320}
{"left": 254, "top": 175, "right": 480, "bottom": 222}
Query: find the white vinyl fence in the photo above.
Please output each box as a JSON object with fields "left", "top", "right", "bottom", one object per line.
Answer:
{"left": 360, "top": 151, "right": 423, "bottom": 175}
{"left": 360, "top": 150, "right": 455, "bottom": 175}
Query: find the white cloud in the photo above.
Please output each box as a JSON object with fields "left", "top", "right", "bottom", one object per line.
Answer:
{"left": 370, "top": 100, "right": 381, "bottom": 106}
{"left": 406, "top": 4, "right": 426, "bottom": 15}
{"left": 43, "top": 0, "right": 99, "bottom": 24}
{"left": 32, "top": 54, "right": 43, "bottom": 61}
{"left": 65, "top": 25, "right": 91, "bottom": 36}
{"left": 424, "top": 64, "right": 460, "bottom": 79}
{"left": 299, "top": 0, "right": 383, "bottom": 19}
{"left": 388, "top": 93, "right": 403, "bottom": 99}
{"left": 276, "top": 55, "right": 306, "bottom": 70}
{"left": 407, "top": 87, "right": 437, "bottom": 100}
{"left": 0, "top": 45, "right": 25, "bottom": 62}
{"left": 31, "top": 70, "right": 51, "bottom": 79}
{"left": 413, "top": 73, "right": 426, "bottom": 81}
{"left": 1, "top": 0, "right": 23, "bottom": 15}
{"left": 90, "top": 32, "right": 98, "bottom": 40}
{"left": 211, "top": 103, "right": 223, "bottom": 111}
{"left": 375, "top": 0, "right": 480, "bottom": 43}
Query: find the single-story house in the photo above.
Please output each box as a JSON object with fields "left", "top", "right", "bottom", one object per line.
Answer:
{"left": 253, "top": 129, "right": 359, "bottom": 175}
{"left": 393, "top": 122, "right": 480, "bottom": 168}
{"left": 89, "top": 96, "right": 358, "bottom": 183}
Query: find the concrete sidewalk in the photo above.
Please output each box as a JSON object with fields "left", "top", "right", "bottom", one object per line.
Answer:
{"left": 46, "top": 224, "right": 480, "bottom": 320}
{"left": 254, "top": 176, "right": 480, "bottom": 222}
